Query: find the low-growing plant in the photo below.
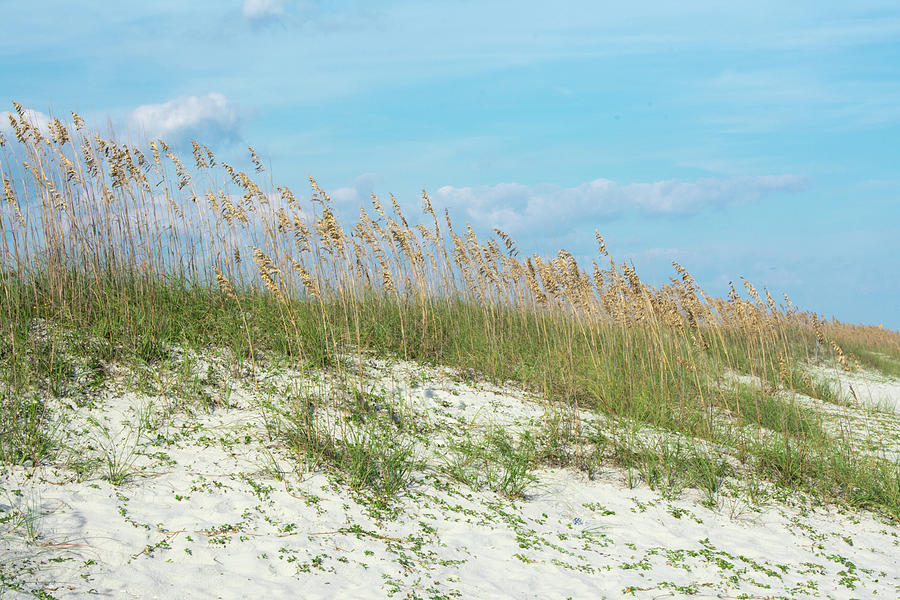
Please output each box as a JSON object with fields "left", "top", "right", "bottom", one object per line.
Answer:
{"left": 274, "top": 393, "right": 419, "bottom": 497}
{"left": 1, "top": 488, "right": 44, "bottom": 545}
{"left": 442, "top": 427, "right": 537, "bottom": 498}
{"left": 86, "top": 416, "right": 144, "bottom": 486}
{"left": 0, "top": 392, "right": 60, "bottom": 467}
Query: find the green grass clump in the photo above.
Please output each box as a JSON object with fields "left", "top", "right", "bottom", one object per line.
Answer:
{"left": 273, "top": 391, "right": 420, "bottom": 499}
{"left": 0, "top": 392, "right": 60, "bottom": 467}
{"left": 442, "top": 428, "right": 537, "bottom": 498}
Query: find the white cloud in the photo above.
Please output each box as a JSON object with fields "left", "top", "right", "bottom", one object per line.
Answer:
{"left": 128, "top": 93, "right": 240, "bottom": 144}
{"left": 620, "top": 175, "right": 806, "bottom": 214}
{"left": 432, "top": 175, "right": 806, "bottom": 234}
{"left": 242, "top": 0, "right": 286, "bottom": 21}
{"left": 327, "top": 173, "right": 379, "bottom": 208}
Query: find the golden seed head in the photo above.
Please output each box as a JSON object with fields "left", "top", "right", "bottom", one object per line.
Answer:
{"left": 291, "top": 260, "right": 321, "bottom": 300}
{"left": 248, "top": 146, "right": 264, "bottom": 172}
{"left": 421, "top": 190, "right": 435, "bottom": 216}
{"left": 191, "top": 141, "right": 209, "bottom": 169}
{"left": 595, "top": 230, "right": 607, "bottom": 256}
{"left": 371, "top": 193, "right": 385, "bottom": 217}
{"left": 214, "top": 267, "right": 237, "bottom": 300}
{"left": 279, "top": 185, "right": 297, "bottom": 207}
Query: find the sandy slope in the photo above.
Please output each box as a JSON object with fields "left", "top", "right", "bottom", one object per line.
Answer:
{"left": 2, "top": 358, "right": 899, "bottom": 599}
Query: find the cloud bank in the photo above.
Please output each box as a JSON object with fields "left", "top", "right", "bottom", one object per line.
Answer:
{"left": 432, "top": 175, "right": 806, "bottom": 234}
{"left": 128, "top": 93, "right": 240, "bottom": 145}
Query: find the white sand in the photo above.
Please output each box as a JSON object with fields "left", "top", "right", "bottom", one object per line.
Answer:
{"left": 2, "top": 358, "right": 899, "bottom": 599}
{"left": 809, "top": 364, "right": 900, "bottom": 413}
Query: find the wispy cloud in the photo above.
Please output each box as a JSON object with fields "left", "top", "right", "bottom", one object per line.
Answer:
{"left": 128, "top": 93, "right": 240, "bottom": 145}
{"left": 242, "top": 0, "right": 286, "bottom": 22}
{"left": 432, "top": 175, "right": 806, "bottom": 234}
{"left": 696, "top": 68, "right": 900, "bottom": 132}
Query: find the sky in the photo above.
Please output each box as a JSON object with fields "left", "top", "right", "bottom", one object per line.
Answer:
{"left": 1, "top": 0, "right": 898, "bottom": 328}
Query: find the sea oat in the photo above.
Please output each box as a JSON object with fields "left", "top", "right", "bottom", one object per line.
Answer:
{"left": 214, "top": 267, "right": 238, "bottom": 300}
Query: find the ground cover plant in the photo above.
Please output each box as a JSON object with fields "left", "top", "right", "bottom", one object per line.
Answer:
{"left": 1, "top": 103, "right": 899, "bottom": 598}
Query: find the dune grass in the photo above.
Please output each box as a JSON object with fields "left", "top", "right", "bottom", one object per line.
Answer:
{"left": 1, "top": 102, "right": 899, "bottom": 520}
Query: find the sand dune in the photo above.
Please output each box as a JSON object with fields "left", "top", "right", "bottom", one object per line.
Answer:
{"left": 2, "top": 358, "right": 898, "bottom": 599}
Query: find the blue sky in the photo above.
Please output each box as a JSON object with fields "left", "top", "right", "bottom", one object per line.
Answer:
{"left": 2, "top": 0, "right": 898, "bottom": 327}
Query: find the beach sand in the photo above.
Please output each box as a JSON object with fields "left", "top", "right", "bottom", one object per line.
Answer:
{"left": 2, "top": 358, "right": 898, "bottom": 599}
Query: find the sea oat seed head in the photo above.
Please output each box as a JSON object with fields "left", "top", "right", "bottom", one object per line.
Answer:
{"left": 214, "top": 267, "right": 238, "bottom": 300}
